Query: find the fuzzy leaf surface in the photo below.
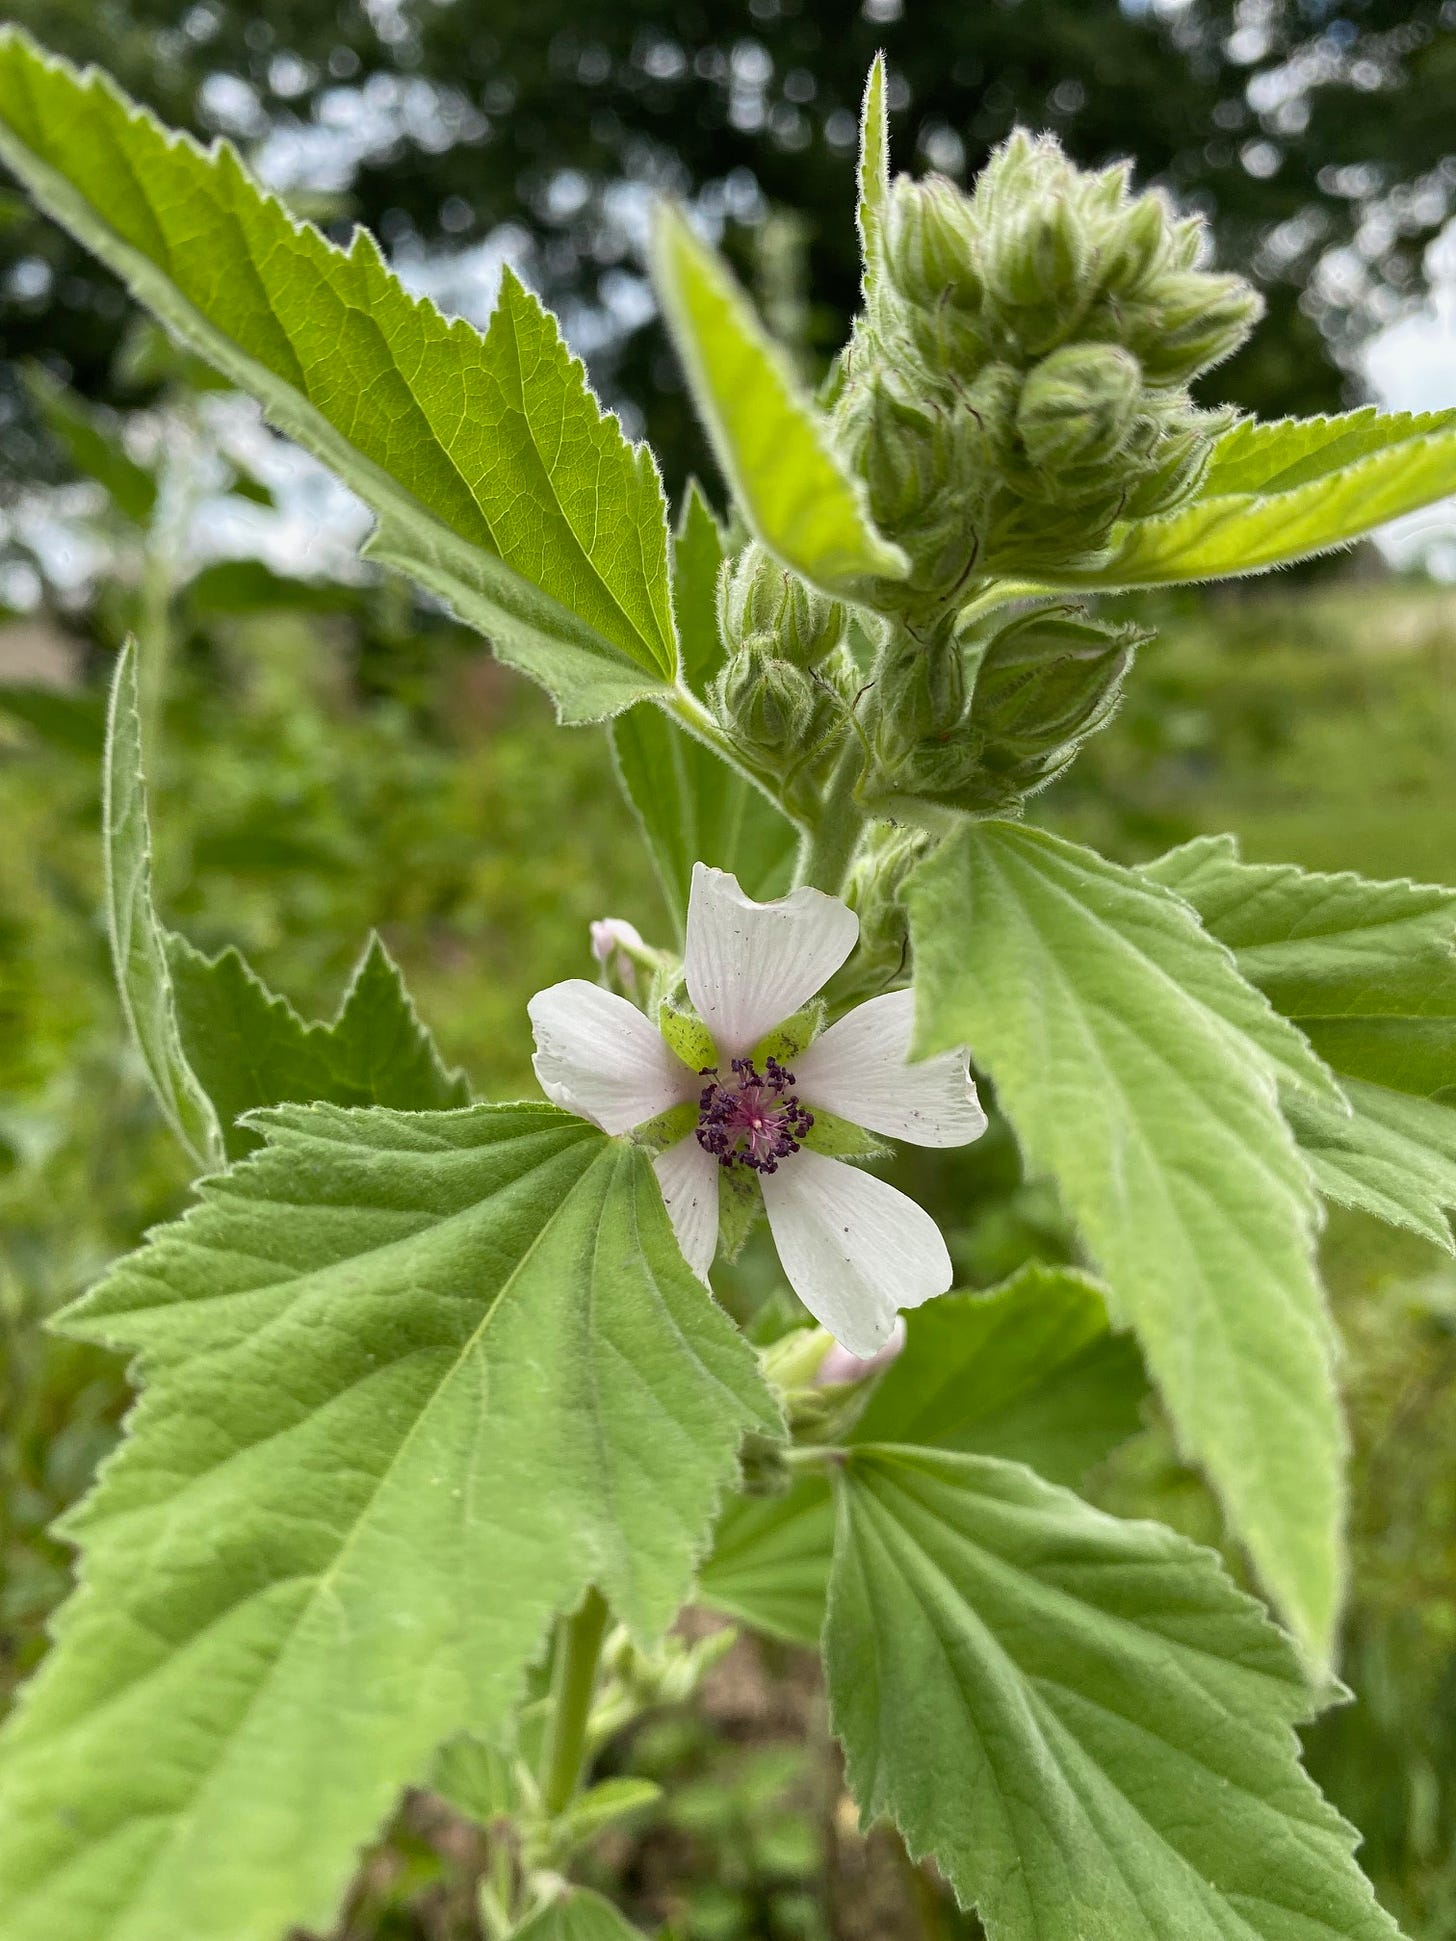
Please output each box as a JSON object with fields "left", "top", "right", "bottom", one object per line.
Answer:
{"left": 907, "top": 823, "right": 1344, "bottom": 1666}
{"left": 649, "top": 200, "right": 906, "bottom": 597}
{"left": 698, "top": 1265, "right": 1144, "bottom": 1648}
{"left": 856, "top": 54, "right": 890, "bottom": 290}
{"left": 827, "top": 1447, "right": 1398, "bottom": 1941}
{"left": 1146, "top": 835, "right": 1456, "bottom": 1243}
{"left": 0, "top": 31, "right": 677, "bottom": 721}
{"left": 103, "top": 642, "right": 222, "bottom": 1171}
{"left": 1145, "top": 835, "right": 1456, "bottom": 1095}
{"left": 0, "top": 1104, "right": 775, "bottom": 1941}
{"left": 167, "top": 934, "right": 470, "bottom": 1158}
{"left": 1048, "top": 407, "right": 1456, "bottom": 589}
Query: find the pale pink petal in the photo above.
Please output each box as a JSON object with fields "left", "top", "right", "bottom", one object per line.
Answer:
{"left": 761, "top": 1147, "right": 952, "bottom": 1358}
{"left": 529, "top": 980, "right": 695, "bottom": 1133}
{"left": 684, "top": 864, "right": 859, "bottom": 1060}
{"left": 816, "top": 1317, "right": 908, "bottom": 1386}
{"left": 792, "top": 989, "right": 987, "bottom": 1148}
{"left": 653, "top": 1133, "right": 720, "bottom": 1282}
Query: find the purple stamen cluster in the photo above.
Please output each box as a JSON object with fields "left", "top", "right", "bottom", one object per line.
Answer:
{"left": 696, "top": 1055, "right": 815, "bottom": 1174}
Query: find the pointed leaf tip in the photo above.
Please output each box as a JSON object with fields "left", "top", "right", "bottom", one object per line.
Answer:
{"left": 649, "top": 198, "right": 907, "bottom": 597}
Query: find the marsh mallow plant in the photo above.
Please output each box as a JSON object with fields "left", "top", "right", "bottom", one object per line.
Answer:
{"left": 1, "top": 29, "right": 1455, "bottom": 1941}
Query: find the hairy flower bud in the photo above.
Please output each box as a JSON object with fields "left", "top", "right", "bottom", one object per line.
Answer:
{"left": 837, "top": 374, "right": 982, "bottom": 606}
{"left": 718, "top": 542, "right": 845, "bottom": 669}
{"left": 969, "top": 605, "right": 1148, "bottom": 776}
{"left": 872, "top": 626, "right": 967, "bottom": 767}
{"left": 1015, "top": 344, "right": 1141, "bottom": 474}
{"left": 881, "top": 175, "right": 981, "bottom": 312}
{"left": 1123, "top": 272, "right": 1264, "bottom": 383}
{"left": 712, "top": 646, "right": 824, "bottom": 756}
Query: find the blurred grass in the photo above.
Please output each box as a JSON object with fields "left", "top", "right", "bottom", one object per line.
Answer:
{"left": 5, "top": 570, "right": 1456, "bottom": 1937}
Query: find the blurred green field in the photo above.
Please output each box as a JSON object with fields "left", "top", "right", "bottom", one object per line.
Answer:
{"left": 5, "top": 570, "right": 1456, "bottom": 1937}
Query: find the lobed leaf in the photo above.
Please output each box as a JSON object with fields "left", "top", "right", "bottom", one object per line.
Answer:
{"left": 167, "top": 933, "right": 470, "bottom": 1159}
{"left": 853, "top": 1263, "right": 1148, "bottom": 1477}
{"left": 0, "top": 1104, "right": 776, "bottom": 1941}
{"left": 103, "top": 643, "right": 222, "bottom": 1171}
{"left": 0, "top": 30, "right": 678, "bottom": 722}
{"left": 827, "top": 1447, "right": 1400, "bottom": 1941}
{"left": 907, "top": 822, "right": 1346, "bottom": 1666}
{"left": 1045, "top": 406, "right": 1456, "bottom": 589}
{"left": 649, "top": 199, "right": 907, "bottom": 598}
{"left": 698, "top": 1265, "right": 1145, "bottom": 1648}
{"left": 1146, "top": 834, "right": 1456, "bottom": 1244}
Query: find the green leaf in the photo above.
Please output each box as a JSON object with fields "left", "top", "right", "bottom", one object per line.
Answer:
{"left": 611, "top": 484, "right": 797, "bottom": 933}
{"left": 552, "top": 1776, "right": 663, "bottom": 1855}
{"left": 671, "top": 477, "right": 729, "bottom": 690}
{"left": 1145, "top": 835, "right": 1456, "bottom": 1097}
{"left": 856, "top": 54, "right": 890, "bottom": 291}
{"left": 827, "top": 1447, "right": 1398, "bottom": 1941}
{"left": 699, "top": 1264, "right": 1147, "bottom": 1647}
{"left": 854, "top": 1264, "right": 1147, "bottom": 1482}
{"left": 167, "top": 933, "right": 470, "bottom": 1159}
{"left": 22, "top": 361, "right": 157, "bottom": 523}
{"left": 1144, "top": 835, "right": 1456, "bottom": 1245}
{"left": 1284, "top": 1082, "right": 1456, "bottom": 1253}
{"left": 0, "top": 31, "right": 678, "bottom": 722}
{"left": 1045, "top": 407, "right": 1456, "bottom": 589}
{"left": 0, "top": 1104, "right": 776, "bottom": 1941}
{"left": 649, "top": 200, "right": 907, "bottom": 598}
{"left": 697, "top": 1477, "right": 835, "bottom": 1648}
{"left": 512, "top": 1888, "right": 646, "bottom": 1941}
{"left": 103, "top": 642, "right": 222, "bottom": 1171}
{"left": 907, "top": 822, "right": 1345, "bottom": 1666}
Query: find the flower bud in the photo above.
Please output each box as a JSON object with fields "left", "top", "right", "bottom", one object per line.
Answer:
{"left": 872, "top": 626, "right": 967, "bottom": 766}
{"left": 838, "top": 374, "right": 982, "bottom": 604}
{"left": 989, "top": 196, "right": 1088, "bottom": 321}
{"left": 1097, "top": 188, "right": 1172, "bottom": 297}
{"left": 841, "top": 826, "right": 926, "bottom": 990}
{"left": 970, "top": 605, "right": 1146, "bottom": 761}
{"left": 1128, "top": 273, "right": 1263, "bottom": 383}
{"left": 1015, "top": 344, "right": 1141, "bottom": 474}
{"left": 712, "top": 646, "right": 823, "bottom": 755}
{"left": 881, "top": 175, "right": 981, "bottom": 311}
{"left": 718, "top": 543, "right": 846, "bottom": 669}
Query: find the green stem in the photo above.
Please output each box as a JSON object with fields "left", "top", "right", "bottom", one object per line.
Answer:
{"left": 538, "top": 1587, "right": 610, "bottom": 1819}
{"left": 794, "top": 739, "right": 866, "bottom": 895}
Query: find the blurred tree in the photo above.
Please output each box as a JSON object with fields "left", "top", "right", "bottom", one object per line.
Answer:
{"left": 1, "top": 0, "right": 1453, "bottom": 490}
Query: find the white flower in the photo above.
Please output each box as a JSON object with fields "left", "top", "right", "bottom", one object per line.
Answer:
{"left": 528, "top": 864, "right": 986, "bottom": 1357}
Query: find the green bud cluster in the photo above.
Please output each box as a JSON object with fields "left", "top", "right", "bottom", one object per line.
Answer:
{"left": 708, "top": 543, "right": 855, "bottom": 798}
{"left": 718, "top": 541, "right": 846, "bottom": 669}
{"left": 865, "top": 602, "right": 1148, "bottom": 814}
{"left": 835, "top": 131, "right": 1262, "bottom": 609}
{"left": 837, "top": 825, "right": 930, "bottom": 1003}
{"left": 958, "top": 603, "right": 1149, "bottom": 808}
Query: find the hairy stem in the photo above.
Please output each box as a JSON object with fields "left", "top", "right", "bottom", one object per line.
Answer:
{"left": 795, "top": 739, "right": 867, "bottom": 895}
{"left": 538, "top": 1586, "right": 610, "bottom": 1819}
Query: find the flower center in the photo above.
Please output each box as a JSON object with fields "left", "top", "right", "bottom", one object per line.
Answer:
{"left": 695, "top": 1056, "right": 814, "bottom": 1174}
